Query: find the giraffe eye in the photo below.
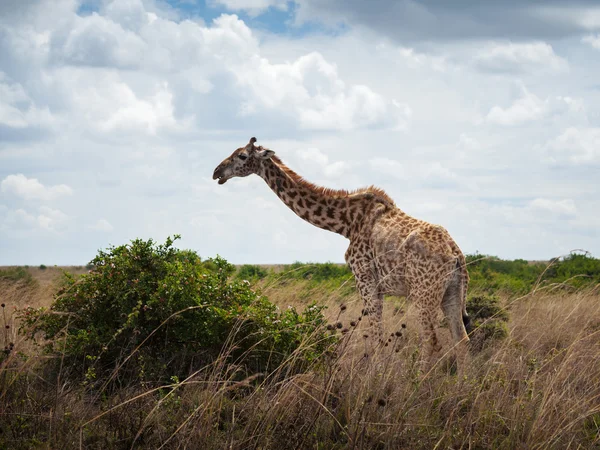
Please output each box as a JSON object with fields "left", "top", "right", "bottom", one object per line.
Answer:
{"left": 238, "top": 154, "right": 248, "bottom": 161}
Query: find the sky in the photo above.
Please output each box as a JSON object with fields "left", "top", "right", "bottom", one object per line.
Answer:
{"left": 1, "top": 0, "right": 599, "bottom": 265}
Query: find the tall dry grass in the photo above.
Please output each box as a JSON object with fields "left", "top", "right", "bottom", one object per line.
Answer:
{"left": 1, "top": 269, "right": 599, "bottom": 449}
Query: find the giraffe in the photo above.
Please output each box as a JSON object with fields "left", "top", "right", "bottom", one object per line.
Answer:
{"left": 213, "top": 137, "right": 472, "bottom": 370}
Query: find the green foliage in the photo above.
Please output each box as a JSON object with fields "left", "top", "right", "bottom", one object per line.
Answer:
{"left": 284, "top": 262, "right": 353, "bottom": 282}
{"left": 466, "top": 254, "right": 545, "bottom": 294}
{"left": 583, "top": 413, "right": 600, "bottom": 444}
{"left": 467, "top": 294, "right": 509, "bottom": 323}
{"left": 544, "top": 253, "right": 600, "bottom": 288}
{"left": 465, "top": 252, "right": 600, "bottom": 295}
{"left": 0, "top": 267, "right": 35, "bottom": 286}
{"left": 20, "top": 236, "right": 335, "bottom": 388}
{"left": 235, "top": 264, "right": 268, "bottom": 281}
{"left": 270, "top": 262, "right": 355, "bottom": 297}
{"left": 466, "top": 294, "right": 509, "bottom": 350}
{"left": 39, "top": 264, "right": 47, "bottom": 270}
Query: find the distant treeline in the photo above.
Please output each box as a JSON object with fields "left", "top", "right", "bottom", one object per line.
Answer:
{"left": 466, "top": 252, "right": 600, "bottom": 294}
{"left": 236, "top": 252, "right": 600, "bottom": 295}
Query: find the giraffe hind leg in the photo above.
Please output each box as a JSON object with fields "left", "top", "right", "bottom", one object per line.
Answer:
{"left": 404, "top": 233, "right": 458, "bottom": 372}
{"left": 349, "top": 257, "right": 385, "bottom": 354}
{"left": 442, "top": 265, "right": 470, "bottom": 374}
{"left": 414, "top": 301, "right": 442, "bottom": 370}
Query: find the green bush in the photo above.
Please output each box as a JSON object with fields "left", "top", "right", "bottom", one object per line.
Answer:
{"left": 0, "top": 267, "right": 35, "bottom": 286}
{"left": 544, "top": 252, "right": 600, "bottom": 288}
{"left": 466, "top": 294, "right": 509, "bottom": 350}
{"left": 466, "top": 254, "right": 545, "bottom": 294}
{"left": 271, "top": 262, "right": 355, "bottom": 298}
{"left": 236, "top": 264, "right": 268, "bottom": 281}
{"left": 20, "top": 236, "right": 335, "bottom": 388}
{"left": 39, "top": 264, "right": 47, "bottom": 270}
{"left": 465, "top": 252, "right": 600, "bottom": 295}
{"left": 284, "top": 261, "right": 353, "bottom": 282}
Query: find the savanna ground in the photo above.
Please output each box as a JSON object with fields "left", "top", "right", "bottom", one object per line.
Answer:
{"left": 1, "top": 242, "right": 600, "bottom": 450}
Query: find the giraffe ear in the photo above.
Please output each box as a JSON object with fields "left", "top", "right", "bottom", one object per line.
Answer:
{"left": 244, "top": 137, "right": 257, "bottom": 151}
{"left": 255, "top": 147, "right": 275, "bottom": 160}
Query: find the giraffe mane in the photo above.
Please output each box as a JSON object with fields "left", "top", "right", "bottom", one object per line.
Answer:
{"left": 270, "top": 155, "right": 396, "bottom": 207}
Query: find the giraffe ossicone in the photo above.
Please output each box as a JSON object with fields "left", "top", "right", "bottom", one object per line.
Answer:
{"left": 213, "top": 137, "right": 471, "bottom": 370}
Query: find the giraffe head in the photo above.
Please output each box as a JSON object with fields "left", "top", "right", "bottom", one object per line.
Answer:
{"left": 212, "top": 137, "right": 275, "bottom": 185}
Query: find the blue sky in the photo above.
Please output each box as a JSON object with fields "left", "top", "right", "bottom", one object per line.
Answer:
{"left": 1, "top": 0, "right": 599, "bottom": 265}
{"left": 79, "top": 0, "right": 329, "bottom": 36}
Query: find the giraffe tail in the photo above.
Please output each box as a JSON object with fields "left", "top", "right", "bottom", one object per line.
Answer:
{"left": 457, "top": 256, "right": 473, "bottom": 335}
{"left": 462, "top": 312, "right": 473, "bottom": 335}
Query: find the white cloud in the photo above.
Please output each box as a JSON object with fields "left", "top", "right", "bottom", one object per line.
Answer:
{"left": 3, "top": 6, "right": 404, "bottom": 135}
{"left": 209, "top": 0, "right": 288, "bottom": 16}
{"left": 369, "top": 157, "right": 465, "bottom": 190}
{"left": 3, "top": 209, "right": 37, "bottom": 230}
{"left": 555, "top": 96, "right": 585, "bottom": 114}
{"left": 1, "top": 174, "right": 72, "bottom": 201}
{"left": 397, "top": 46, "right": 448, "bottom": 72}
{"left": 368, "top": 158, "right": 405, "bottom": 178}
{"left": 65, "top": 71, "right": 183, "bottom": 135}
{"left": 37, "top": 206, "right": 69, "bottom": 231}
{"left": 90, "top": 219, "right": 114, "bottom": 232}
{"left": 486, "top": 88, "right": 546, "bottom": 126}
{"left": 423, "top": 162, "right": 459, "bottom": 188}
{"left": 536, "top": 7, "right": 600, "bottom": 33}
{"left": 296, "top": 147, "right": 352, "bottom": 178}
{"left": 323, "top": 161, "right": 349, "bottom": 177}
{"left": 298, "top": 147, "right": 329, "bottom": 166}
{"left": 0, "top": 73, "right": 56, "bottom": 130}
{"left": 104, "top": 0, "right": 152, "bottom": 32}
{"left": 530, "top": 198, "right": 577, "bottom": 217}
{"left": 543, "top": 127, "right": 600, "bottom": 164}
{"left": 48, "top": 11, "right": 401, "bottom": 133}
{"left": 458, "top": 133, "right": 479, "bottom": 150}
{"left": 0, "top": 75, "right": 30, "bottom": 128}
{"left": 238, "top": 51, "right": 406, "bottom": 130}
{"left": 1, "top": 206, "right": 69, "bottom": 232}
{"left": 473, "top": 41, "right": 568, "bottom": 73}
{"left": 60, "top": 12, "right": 147, "bottom": 68}
{"left": 416, "top": 202, "right": 446, "bottom": 213}
{"left": 485, "top": 86, "right": 583, "bottom": 127}
{"left": 582, "top": 34, "right": 600, "bottom": 50}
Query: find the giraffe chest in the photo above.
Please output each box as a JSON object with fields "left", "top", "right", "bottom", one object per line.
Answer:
{"left": 372, "top": 242, "right": 409, "bottom": 296}
{"left": 345, "top": 235, "right": 409, "bottom": 297}
{"left": 370, "top": 223, "right": 417, "bottom": 296}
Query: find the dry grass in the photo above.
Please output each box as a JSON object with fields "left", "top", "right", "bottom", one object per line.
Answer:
{"left": 1, "top": 269, "right": 600, "bottom": 449}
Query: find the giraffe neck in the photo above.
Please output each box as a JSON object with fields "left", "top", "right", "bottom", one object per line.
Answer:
{"left": 258, "top": 157, "right": 384, "bottom": 239}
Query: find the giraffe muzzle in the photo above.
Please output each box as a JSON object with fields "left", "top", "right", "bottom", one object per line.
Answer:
{"left": 212, "top": 166, "right": 229, "bottom": 184}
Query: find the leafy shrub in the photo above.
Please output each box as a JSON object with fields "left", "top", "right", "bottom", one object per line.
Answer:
{"left": 466, "top": 294, "right": 509, "bottom": 350}
{"left": 466, "top": 254, "right": 545, "bottom": 294}
{"left": 285, "top": 261, "right": 352, "bottom": 282}
{"left": 544, "top": 252, "right": 600, "bottom": 288}
{"left": 0, "top": 267, "right": 35, "bottom": 286}
{"left": 236, "top": 264, "right": 268, "bottom": 281}
{"left": 39, "top": 264, "right": 47, "bottom": 270}
{"left": 20, "top": 236, "right": 335, "bottom": 388}
{"left": 465, "top": 252, "right": 600, "bottom": 295}
{"left": 272, "top": 262, "right": 355, "bottom": 298}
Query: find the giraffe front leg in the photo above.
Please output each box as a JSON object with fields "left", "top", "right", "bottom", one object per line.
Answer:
{"left": 354, "top": 273, "right": 384, "bottom": 353}
{"left": 414, "top": 301, "right": 442, "bottom": 372}
{"left": 346, "top": 245, "right": 384, "bottom": 357}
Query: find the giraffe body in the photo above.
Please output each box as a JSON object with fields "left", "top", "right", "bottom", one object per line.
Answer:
{"left": 213, "top": 138, "right": 470, "bottom": 370}
{"left": 349, "top": 208, "right": 470, "bottom": 366}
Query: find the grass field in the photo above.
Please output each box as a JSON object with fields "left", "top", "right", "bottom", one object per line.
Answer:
{"left": 1, "top": 259, "right": 600, "bottom": 449}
